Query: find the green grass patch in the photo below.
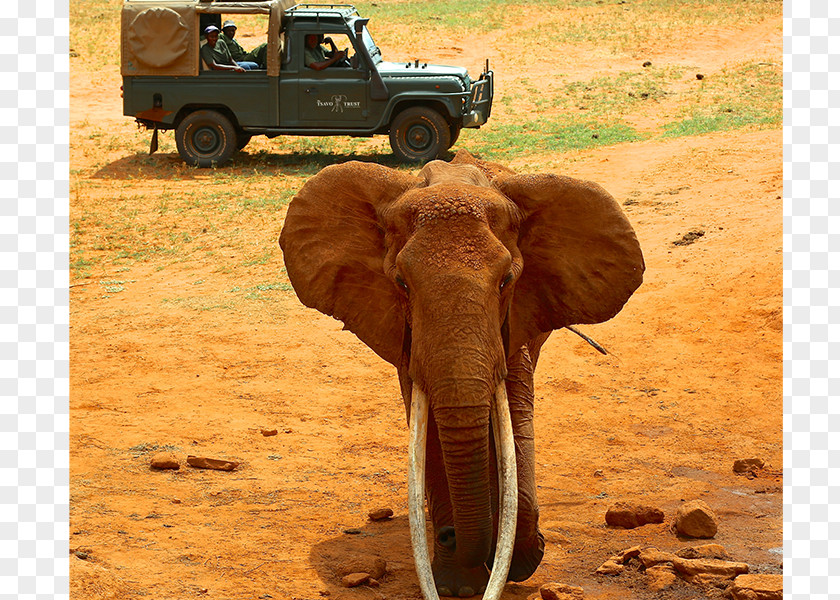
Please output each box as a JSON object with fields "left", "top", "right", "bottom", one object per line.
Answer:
{"left": 470, "top": 118, "right": 645, "bottom": 160}
{"left": 661, "top": 60, "right": 782, "bottom": 137}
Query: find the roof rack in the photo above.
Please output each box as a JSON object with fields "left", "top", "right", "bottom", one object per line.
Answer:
{"left": 286, "top": 3, "right": 359, "bottom": 20}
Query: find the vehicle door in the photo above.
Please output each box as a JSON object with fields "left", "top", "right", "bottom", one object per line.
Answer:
{"left": 296, "top": 31, "right": 373, "bottom": 127}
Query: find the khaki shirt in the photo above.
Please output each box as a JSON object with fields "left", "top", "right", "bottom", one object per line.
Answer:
{"left": 304, "top": 45, "right": 327, "bottom": 68}
{"left": 222, "top": 33, "right": 248, "bottom": 61}
{"left": 201, "top": 40, "right": 235, "bottom": 68}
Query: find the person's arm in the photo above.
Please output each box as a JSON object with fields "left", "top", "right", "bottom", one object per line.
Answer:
{"left": 210, "top": 60, "right": 245, "bottom": 72}
{"left": 306, "top": 46, "right": 346, "bottom": 71}
{"left": 202, "top": 45, "right": 245, "bottom": 72}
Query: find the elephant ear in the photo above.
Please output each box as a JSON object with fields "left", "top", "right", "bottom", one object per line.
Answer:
{"left": 495, "top": 173, "right": 645, "bottom": 350}
{"left": 279, "top": 162, "right": 420, "bottom": 366}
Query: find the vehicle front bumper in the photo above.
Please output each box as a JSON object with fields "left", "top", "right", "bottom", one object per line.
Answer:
{"left": 462, "top": 69, "right": 493, "bottom": 128}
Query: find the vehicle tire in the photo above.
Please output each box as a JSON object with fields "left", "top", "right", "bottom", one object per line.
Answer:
{"left": 175, "top": 110, "right": 237, "bottom": 167}
{"left": 449, "top": 123, "right": 461, "bottom": 148}
{"left": 389, "top": 106, "right": 451, "bottom": 163}
{"left": 236, "top": 131, "right": 252, "bottom": 151}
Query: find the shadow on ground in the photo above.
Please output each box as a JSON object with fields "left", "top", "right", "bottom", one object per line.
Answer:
{"left": 91, "top": 147, "right": 462, "bottom": 180}
{"left": 308, "top": 515, "right": 544, "bottom": 600}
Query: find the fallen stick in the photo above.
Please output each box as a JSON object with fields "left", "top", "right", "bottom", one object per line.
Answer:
{"left": 565, "top": 326, "right": 608, "bottom": 355}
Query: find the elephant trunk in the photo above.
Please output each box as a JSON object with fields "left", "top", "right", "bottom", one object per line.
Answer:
{"left": 408, "top": 382, "right": 518, "bottom": 600}
{"left": 432, "top": 392, "right": 494, "bottom": 569}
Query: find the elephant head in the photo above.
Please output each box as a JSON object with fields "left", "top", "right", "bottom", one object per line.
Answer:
{"left": 279, "top": 150, "right": 644, "bottom": 599}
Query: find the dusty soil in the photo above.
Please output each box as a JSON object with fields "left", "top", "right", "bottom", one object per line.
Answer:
{"left": 70, "top": 8, "right": 783, "bottom": 600}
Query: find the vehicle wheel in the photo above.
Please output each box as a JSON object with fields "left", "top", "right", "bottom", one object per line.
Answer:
{"left": 236, "top": 131, "right": 252, "bottom": 151}
{"left": 175, "top": 110, "right": 237, "bottom": 167}
{"left": 389, "top": 107, "right": 451, "bottom": 163}
{"left": 449, "top": 123, "right": 461, "bottom": 148}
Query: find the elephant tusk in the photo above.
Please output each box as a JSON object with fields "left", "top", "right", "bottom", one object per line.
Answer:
{"left": 485, "top": 382, "right": 518, "bottom": 600}
{"left": 408, "top": 383, "right": 438, "bottom": 600}
{"left": 407, "top": 382, "right": 518, "bottom": 600}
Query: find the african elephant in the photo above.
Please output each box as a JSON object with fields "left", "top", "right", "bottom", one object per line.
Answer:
{"left": 279, "top": 150, "right": 644, "bottom": 599}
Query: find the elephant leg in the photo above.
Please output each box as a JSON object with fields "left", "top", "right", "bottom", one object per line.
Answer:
{"left": 426, "top": 412, "right": 490, "bottom": 597}
{"left": 500, "top": 343, "right": 545, "bottom": 582}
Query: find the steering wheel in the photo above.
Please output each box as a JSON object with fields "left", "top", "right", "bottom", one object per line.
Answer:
{"left": 335, "top": 47, "right": 352, "bottom": 68}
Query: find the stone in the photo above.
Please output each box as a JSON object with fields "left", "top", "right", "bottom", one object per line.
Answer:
{"left": 674, "top": 500, "right": 718, "bottom": 538}
{"left": 676, "top": 543, "right": 730, "bottom": 560}
{"left": 733, "top": 458, "right": 765, "bottom": 473}
{"left": 261, "top": 429, "right": 278, "bottom": 437}
{"left": 645, "top": 564, "right": 678, "bottom": 591}
{"left": 543, "top": 529, "right": 571, "bottom": 545}
{"left": 619, "top": 546, "right": 643, "bottom": 562}
{"left": 671, "top": 557, "right": 748, "bottom": 580}
{"left": 539, "top": 582, "right": 585, "bottom": 600}
{"left": 186, "top": 455, "right": 239, "bottom": 471}
{"left": 638, "top": 547, "right": 678, "bottom": 568}
{"left": 368, "top": 508, "right": 394, "bottom": 521}
{"left": 337, "top": 557, "right": 386, "bottom": 581}
{"left": 150, "top": 453, "right": 180, "bottom": 470}
{"left": 605, "top": 502, "right": 664, "bottom": 529}
{"left": 728, "top": 573, "right": 783, "bottom": 600}
{"left": 595, "top": 559, "right": 623, "bottom": 575}
{"left": 341, "top": 573, "right": 370, "bottom": 588}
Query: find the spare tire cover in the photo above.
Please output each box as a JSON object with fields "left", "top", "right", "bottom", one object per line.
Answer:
{"left": 127, "top": 7, "right": 189, "bottom": 68}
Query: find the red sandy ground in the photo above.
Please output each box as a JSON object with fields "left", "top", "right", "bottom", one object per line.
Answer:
{"left": 70, "top": 10, "right": 782, "bottom": 600}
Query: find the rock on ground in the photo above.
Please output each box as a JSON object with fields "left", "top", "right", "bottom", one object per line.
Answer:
{"left": 539, "top": 582, "right": 585, "bottom": 600}
{"left": 645, "top": 564, "right": 678, "bottom": 591}
{"left": 185, "top": 455, "right": 239, "bottom": 471}
{"left": 336, "top": 557, "right": 386, "bottom": 580}
{"left": 595, "top": 558, "right": 624, "bottom": 575}
{"left": 341, "top": 573, "right": 370, "bottom": 588}
{"left": 605, "top": 502, "right": 664, "bottom": 529}
{"left": 728, "top": 573, "right": 783, "bottom": 600}
{"left": 733, "top": 458, "right": 765, "bottom": 473}
{"left": 674, "top": 499, "right": 718, "bottom": 538}
{"left": 671, "top": 557, "right": 749, "bottom": 582}
{"left": 149, "top": 453, "right": 180, "bottom": 470}
{"left": 367, "top": 508, "right": 393, "bottom": 521}
{"left": 638, "top": 547, "right": 679, "bottom": 568}
{"left": 677, "top": 543, "right": 730, "bottom": 560}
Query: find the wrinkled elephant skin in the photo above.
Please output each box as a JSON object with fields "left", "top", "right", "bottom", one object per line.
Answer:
{"left": 279, "top": 150, "right": 644, "bottom": 597}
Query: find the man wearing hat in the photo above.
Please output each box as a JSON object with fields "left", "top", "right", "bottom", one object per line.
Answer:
{"left": 225, "top": 19, "right": 272, "bottom": 69}
{"left": 200, "top": 25, "right": 259, "bottom": 71}
{"left": 221, "top": 20, "right": 249, "bottom": 62}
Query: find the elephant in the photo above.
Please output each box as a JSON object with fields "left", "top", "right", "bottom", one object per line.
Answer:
{"left": 278, "top": 150, "right": 644, "bottom": 600}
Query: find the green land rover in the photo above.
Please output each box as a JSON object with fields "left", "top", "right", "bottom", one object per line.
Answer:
{"left": 121, "top": 0, "right": 494, "bottom": 166}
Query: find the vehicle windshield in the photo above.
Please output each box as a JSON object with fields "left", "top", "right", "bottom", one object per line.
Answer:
{"left": 360, "top": 26, "right": 382, "bottom": 65}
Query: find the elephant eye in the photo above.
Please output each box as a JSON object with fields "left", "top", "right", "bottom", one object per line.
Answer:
{"left": 395, "top": 274, "right": 409, "bottom": 294}
{"left": 500, "top": 272, "right": 514, "bottom": 292}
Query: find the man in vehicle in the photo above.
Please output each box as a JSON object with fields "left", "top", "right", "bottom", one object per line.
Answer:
{"left": 304, "top": 34, "right": 347, "bottom": 70}
{"left": 200, "top": 25, "right": 259, "bottom": 71}
{"left": 220, "top": 20, "right": 250, "bottom": 62}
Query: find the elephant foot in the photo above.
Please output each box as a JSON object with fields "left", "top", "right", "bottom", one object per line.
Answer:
{"left": 506, "top": 530, "right": 545, "bottom": 582}
{"left": 432, "top": 544, "right": 489, "bottom": 597}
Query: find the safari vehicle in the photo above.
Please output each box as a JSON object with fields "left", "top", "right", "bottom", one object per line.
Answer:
{"left": 121, "top": 0, "right": 494, "bottom": 166}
